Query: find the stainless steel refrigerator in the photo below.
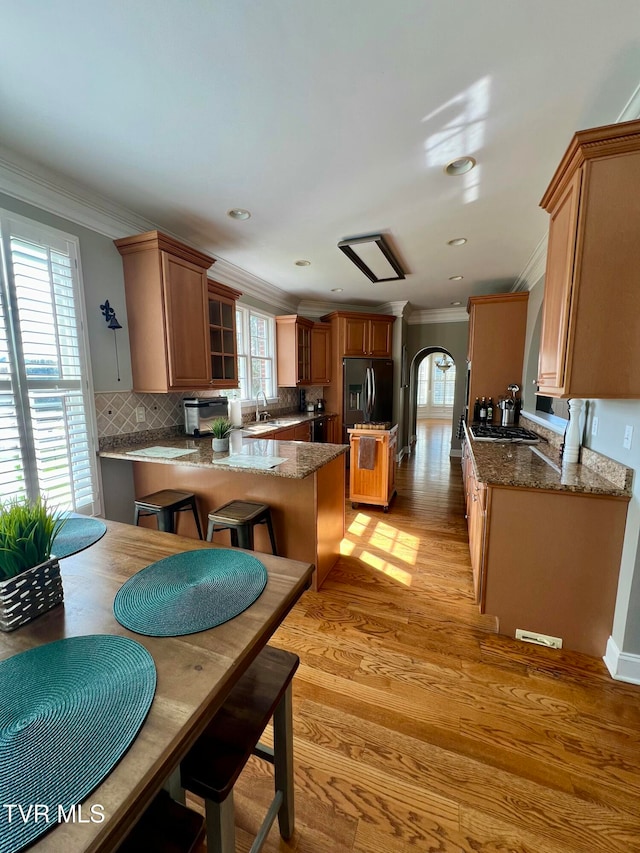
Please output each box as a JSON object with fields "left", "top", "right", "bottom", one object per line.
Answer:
{"left": 342, "top": 358, "right": 394, "bottom": 444}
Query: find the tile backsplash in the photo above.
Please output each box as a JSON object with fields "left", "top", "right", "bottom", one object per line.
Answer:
{"left": 94, "top": 387, "right": 327, "bottom": 437}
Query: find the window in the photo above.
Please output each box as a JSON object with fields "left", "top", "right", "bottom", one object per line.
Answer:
{"left": 234, "top": 305, "right": 276, "bottom": 401}
{"left": 417, "top": 354, "right": 456, "bottom": 413}
{"left": 0, "top": 211, "right": 100, "bottom": 513}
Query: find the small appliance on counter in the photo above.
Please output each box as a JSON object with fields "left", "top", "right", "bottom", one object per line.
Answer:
{"left": 306, "top": 401, "right": 316, "bottom": 412}
{"left": 298, "top": 389, "right": 307, "bottom": 412}
{"left": 316, "top": 399, "right": 325, "bottom": 412}
{"left": 183, "top": 397, "right": 229, "bottom": 436}
{"left": 498, "top": 383, "right": 520, "bottom": 426}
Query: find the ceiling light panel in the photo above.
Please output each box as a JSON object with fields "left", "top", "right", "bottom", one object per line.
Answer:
{"left": 338, "top": 234, "right": 405, "bottom": 283}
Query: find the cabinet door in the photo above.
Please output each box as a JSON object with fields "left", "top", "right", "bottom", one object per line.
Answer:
{"left": 297, "top": 324, "right": 312, "bottom": 384}
{"left": 538, "top": 172, "right": 582, "bottom": 394}
{"left": 369, "top": 318, "right": 393, "bottom": 358}
{"left": 387, "top": 434, "right": 397, "bottom": 498}
{"left": 161, "top": 252, "right": 210, "bottom": 389}
{"left": 468, "top": 481, "right": 486, "bottom": 605}
{"left": 311, "top": 323, "right": 331, "bottom": 384}
{"left": 274, "top": 426, "right": 297, "bottom": 440}
{"left": 294, "top": 423, "right": 311, "bottom": 441}
{"left": 343, "top": 317, "right": 368, "bottom": 356}
{"left": 208, "top": 287, "right": 239, "bottom": 389}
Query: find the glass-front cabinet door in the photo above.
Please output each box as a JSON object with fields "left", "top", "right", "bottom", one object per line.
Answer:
{"left": 208, "top": 281, "right": 242, "bottom": 388}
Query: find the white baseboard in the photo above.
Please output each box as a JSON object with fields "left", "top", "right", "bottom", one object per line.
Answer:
{"left": 603, "top": 636, "right": 640, "bottom": 683}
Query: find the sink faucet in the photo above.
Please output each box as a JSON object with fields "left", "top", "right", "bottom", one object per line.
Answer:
{"left": 255, "top": 389, "right": 269, "bottom": 422}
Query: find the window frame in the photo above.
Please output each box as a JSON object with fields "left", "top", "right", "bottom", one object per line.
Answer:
{"left": 0, "top": 209, "right": 101, "bottom": 514}
{"left": 234, "top": 304, "right": 277, "bottom": 404}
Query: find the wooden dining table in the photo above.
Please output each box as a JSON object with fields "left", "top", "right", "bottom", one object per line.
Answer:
{"left": 1, "top": 519, "right": 313, "bottom": 852}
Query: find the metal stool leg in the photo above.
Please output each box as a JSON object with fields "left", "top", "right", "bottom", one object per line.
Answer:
{"left": 188, "top": 497, "right": 204, "bottom": 540}
{"left": 265, "top": 513, "right": 277, "bottom": 556}
{"left": 206, "top": 518, "right": 215, "bottom": 542}
{"left": 204, "top": 791, "right": 236, "bottom": 853}
{"left": 134, "top": 506, "right": 141, "bottom": 526}
{"left": 273, "top": 684, "right": 295, "bottom": 839}
{"left": 236, "top": 523, "right": 254, "bottom": 550}
{"left": 157, "top": 508, "right": 174, "bottom": 533}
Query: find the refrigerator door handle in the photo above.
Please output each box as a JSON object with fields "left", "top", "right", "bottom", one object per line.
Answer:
{"left": 370, "top": 366, "right": 377, "bottom": 412}
{"left": 364, "top": 367, "right": 372, "bottom": 421}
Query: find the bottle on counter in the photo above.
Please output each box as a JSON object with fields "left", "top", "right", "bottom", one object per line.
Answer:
{"left": 473, "top": 397, "right": 480, "bottom": 422}
{"left": 487, "top": 397, "right": 494, "bottom": 423}
{"left": 479, "top": 397, "right": 487, "bottom": 424}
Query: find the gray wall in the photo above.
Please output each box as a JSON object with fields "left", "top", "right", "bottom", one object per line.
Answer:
{"left": 522, "top": 275, "right": 640, "bottom": 657}
{"left": 406, "top": 320, "right": 469, "bottom": 453}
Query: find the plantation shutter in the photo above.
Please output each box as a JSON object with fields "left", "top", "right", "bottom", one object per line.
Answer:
{"left": 0, "top": 211, "right": 100, "bottom": 514}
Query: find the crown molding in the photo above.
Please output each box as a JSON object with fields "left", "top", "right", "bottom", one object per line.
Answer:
{"left": 212, "top": 258, "right": 297, "bottom": 314}
{"left": 618, "top": 81, "right": 640, "bottom": 122}
{"left": 0, "top": 145, "right": 298, "bottom": 314}
{"left": 296, "top": 299, "right": 400, "bottom": 319}
{"left": 376, "top": 300, "right": 411, "bottom": 318}
{"left": 407, "top": 307, "right": 468, "bottom": 325}
{"left": 511, "top": 232, "right": 548, "bottom": 292}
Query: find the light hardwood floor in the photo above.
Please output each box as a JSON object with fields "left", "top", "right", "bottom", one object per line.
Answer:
{"left": 191, "top": 419, "right": 640, "bottom": 852}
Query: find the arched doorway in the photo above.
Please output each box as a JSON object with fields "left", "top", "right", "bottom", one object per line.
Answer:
{"left": 408, "top": 347, "right": 456, "bottom": 455}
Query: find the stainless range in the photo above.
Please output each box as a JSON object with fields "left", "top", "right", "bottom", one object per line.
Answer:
{"left": 469, "top": 424, "right": 541, "bottom": 444}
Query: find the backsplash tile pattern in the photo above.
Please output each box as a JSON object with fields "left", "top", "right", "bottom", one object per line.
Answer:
{"left": 95, "top": 386, "right": 327, "bottom": 438}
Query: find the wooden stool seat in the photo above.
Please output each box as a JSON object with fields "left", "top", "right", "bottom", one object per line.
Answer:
{"left": 117, "top": 790, "right": 205, "bottom": 852}
{"left": 181, "top": 646, "right": 299, "bottom": 853}
{"left": 134, "top": 489, "right": 203, "bottom": 538}
{"left": 206, "top": 500, "right": 277, "bottom": 553}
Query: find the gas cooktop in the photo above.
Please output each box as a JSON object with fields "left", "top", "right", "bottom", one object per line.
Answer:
{"left": 469, "top": 424, "right": 541, "bottom": 444}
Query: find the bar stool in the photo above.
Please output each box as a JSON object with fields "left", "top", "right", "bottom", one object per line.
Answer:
{"left": 117, "top": 790, "right": 205, "bottom": 852}
{"left": 206, "top": 500, "right": 277, "bottom": 553}
{"left": 134, "top": 489, "right": 203, "bottom": 539}
{"left": 180, "top": 646, "right": 299, "bottom": 853}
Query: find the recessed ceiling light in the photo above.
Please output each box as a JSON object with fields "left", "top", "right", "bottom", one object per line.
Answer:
{"left": 295, "top": 259, "right": 311, "bottom": 267}
{"left": 331, "top": 288, "right": 343, "bottom": 293}
{"left": 444, "top": 157, "right": 476, "bottom": 176}
{"left": 227, "top": 208, "right": 251, "bottom": 220}
{"left": 451, "top": 301, "right": 462, "bottom": 306}
{"left": 449, "top": 275, "right": 464, "bottom": 281}
{"left": 447, "top": 237, "right": 467, "bottom": 246}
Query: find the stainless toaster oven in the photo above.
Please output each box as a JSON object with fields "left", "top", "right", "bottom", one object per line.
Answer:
{"left": 183, "top": 397, "right": 229, "bottom": 436}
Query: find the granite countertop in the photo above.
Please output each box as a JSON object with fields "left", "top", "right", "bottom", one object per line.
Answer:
{"left": 464, "top": 425, "right": 631, "bottom": 498}
{"left": 99, "top": 431, "right": 347, "bottom": 479}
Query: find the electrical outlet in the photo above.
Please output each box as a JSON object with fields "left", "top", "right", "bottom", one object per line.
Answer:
{"left": 624, "top": 424, "right": 633, "bottom": 450}
{"left": 515, "top": 629, "right": 563, "bottom": 649}
{"left": 135, "top": 406, "right": 146, "bottom": 423}
{"left": 591, "top": 416, "right": 599, "bottom": 437}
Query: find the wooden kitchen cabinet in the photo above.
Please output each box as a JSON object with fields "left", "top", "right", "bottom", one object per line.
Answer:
{"left": 115, "top": 231, "right": 215, "bottom": 393}
{"left": 207, "top": 280, "right": 241, "bottom": 389}
{"left": 275, "top": 316, "right": 313, "bottom": 387}
{"left": 348, "top": 425, "right": 397, "bottom": 512}
{"left": 321, "top": 311, "right": 396, "bottom": 441}
{"left": 310, "top": 322, "right": 332, "bottom": 385}
{"left": 466, "top": 293, "right": 528, "bottom": 422}
{"left": 462, "top": 434, "right": 628, "bottom": 657}
{"left": 538, "top": 118, "right": 640, "bottom": 398}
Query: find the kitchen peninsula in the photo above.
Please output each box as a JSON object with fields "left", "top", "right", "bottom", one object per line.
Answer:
{"left": 100, "top": 434, "right": 347, "bottom": 590}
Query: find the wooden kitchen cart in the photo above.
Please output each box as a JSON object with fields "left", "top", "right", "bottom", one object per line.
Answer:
{"left": 348, "top": 425, "right": 397, "bottom": 512}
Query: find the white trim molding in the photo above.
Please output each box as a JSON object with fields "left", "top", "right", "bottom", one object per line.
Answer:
{"left": 0, "top": 145, "right": 297, "bottom": 315}
{"left": 604, "top": 635, "right": 640, "bottom": 683}
{"left": 408, "top": 307, "right": 468, "bottom": 325}
{"left": 511, "top": 232, "right": 548, "bottom": 293}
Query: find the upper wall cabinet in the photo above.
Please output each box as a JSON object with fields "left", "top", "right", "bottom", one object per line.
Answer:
{"left": 321, "top": 311, "right": 395, "bottom": 358}
{"left": 310, "top": 322, "right": 332, "bottom": 385}
{"left": 115, "top": 231, "right": 215, "bottom": 393}
{"left": 538, "top": 118, "right": 640, "bottom": 398}
{"left": 275, "top": 315, "right": 314, "bottom": 386}
{"left": 467, "top": 293, "right": 528, "bottom": 421}
{"left": 207, "top": 280, "right": 241, "bottom": 389}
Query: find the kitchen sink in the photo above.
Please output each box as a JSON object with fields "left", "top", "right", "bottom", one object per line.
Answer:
{"left": 267, "top": 418, "right": 302, "bottom": 426}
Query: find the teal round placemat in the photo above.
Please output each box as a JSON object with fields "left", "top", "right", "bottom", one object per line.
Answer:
{"left": 113, "top": 548, "right": 268, "bottom": 637}
{"left": 0, "top": 635, "right": 156, "bottom": 853}
{"left": 52, "top": 514, "right": 107, "bottom": 559}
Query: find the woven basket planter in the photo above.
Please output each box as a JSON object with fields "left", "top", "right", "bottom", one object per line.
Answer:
{"left": 0, "top": 557, "right": 63, "bottom": 632}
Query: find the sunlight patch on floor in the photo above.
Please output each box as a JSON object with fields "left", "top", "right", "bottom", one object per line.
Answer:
{"left": 348, "top": 513, "right": 372, "bottom": 536}
{"left": 369, "top": 521, "right": 420, "bottom": 566}
{"left": 340, "top": 539, "right": 356, "bottom": 555}
{"left": 360, "top": 550, "right": 413, "bottom": 586}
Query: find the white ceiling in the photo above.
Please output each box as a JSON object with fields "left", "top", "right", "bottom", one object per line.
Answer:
{"left": 1, "top": 1, "right": 639, "bottom": 312}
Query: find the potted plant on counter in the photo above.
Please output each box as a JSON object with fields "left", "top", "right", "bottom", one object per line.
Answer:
{"left": 0, "top": 496, "right": 67, "bottom": 631}
{"left": 210, "top": 417, "right": 232, "bottom": 452}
